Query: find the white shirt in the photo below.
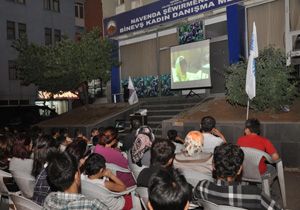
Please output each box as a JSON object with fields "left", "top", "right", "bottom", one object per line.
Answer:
{"left": 202, "top": 133, "right": 223, "bottom": 153}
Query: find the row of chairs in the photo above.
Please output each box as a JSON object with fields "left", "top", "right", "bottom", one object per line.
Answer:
{"left": 127, "top": 147, "right": 287, "bottom": 209}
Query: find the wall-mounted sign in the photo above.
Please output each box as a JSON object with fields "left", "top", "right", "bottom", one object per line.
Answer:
{"left": 104, "top": 0, "right": 242, "bottom": 37}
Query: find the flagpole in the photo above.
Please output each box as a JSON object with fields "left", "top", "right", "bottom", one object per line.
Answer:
{"left": 246, "top": 99, "right": 250, "bottom": 120}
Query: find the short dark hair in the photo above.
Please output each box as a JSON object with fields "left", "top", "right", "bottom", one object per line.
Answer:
{"left": 65, "top": 140, "right": 87, "bottom": 163}
{"left": 167, "top": 130, "right": 177, "bottom": 141}
{"left": 83, "top": 153, "right": 106, "bottom": 176}
{"left": 213, "top": 143, "right": 244, "bottom": 179}
{"left": 46, "top": 152, "right": 78, "bottom": 191}
{"left": 148, "top": 168, "right": 192, "bottom": 210}
{"left": 201, "top": 116, "right": 216, "bottom": 132}
{"left": 245, "top": 118, "right": 261, "bottom": 135}
{"left": 151, "top": 139, "right": 175, "bottom": 166}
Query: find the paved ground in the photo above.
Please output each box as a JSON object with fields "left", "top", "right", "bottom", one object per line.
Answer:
{"left": 284, "top": 170, "right": 300, "bottom": 210}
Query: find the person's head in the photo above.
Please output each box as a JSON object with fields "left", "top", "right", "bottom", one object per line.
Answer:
{"left": 148, "top": 168, "right": 192, "bottom": 210}
{"left": 167, "top": 130, "right": 177, "bottom": 142}
{"left": 245, "top": 118, "right": 261, "bottom": 135}
{"left": 83, "top": 153, "right": 106, "bottom": 178}
{"left": 46, "top": 151, "right": 80, "bottom": 192}
{"left": 51, "top": 128, "right": 60, "bottom": 139}
{"left": 213, "top": 143, "right": 244, "bottom": 181}
{"left": 176, "top": 56, "right": 188, "bottom": 74}
{"left": 32, "top": 135, "right": 57, "bottom": 177}
{"left": 131, "top": 119, "right": 141, "bottom": 131}
{"left": 201, "top": 116, "right": 216, "bottom": 132}
{"left": 103, "top": 126, "right": 118, "bottom": 145}
{"left": 65, "top": 139, "right": 88, "bottom": 167}
{"left": 0, "top": 135, "right": 8, "bottom": 159}
{"left": 91, "top": 128, "right": 99, "bottom": 137}
{"left": 74, "top": 128, "right": 84, "bottom": 138}
{"left": 183, "top": 131, "right": 204, "bottom": 156}
{"left": 136, "top": 125, "right": 155, "bottom": 142}
{"left": 151, "top": 139, "right": 175, "bottom": 167}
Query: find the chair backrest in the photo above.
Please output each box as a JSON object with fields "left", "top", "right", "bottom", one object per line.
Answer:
{"left": 136, "top": 187, "right": 148, "bottom": 210}
{"left": 10, "top": 193, "right": 42, "bottom": 210}
{"left": 11, "top": 170, "right": 35, "bottom": 198}
{"left": 81, "top": 179, "right": 137, "bottom": 210}
{"left": 0, "top": 170, "right": 12, "bottom": 196}
{"left": 181, "top": 169, "right": 213, "bottom": 187}
{"left": 241, "top": 147, "right": 273, "bottom": 182}
{"left": 201, "top": 200, "right": 247, "bottom": 210}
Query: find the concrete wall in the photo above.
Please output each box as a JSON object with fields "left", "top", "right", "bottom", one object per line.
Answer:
{"left": 162, "top": 120, "right": 300, "bottom": 168}
{"left": 0, "top": 0, "right": 75, "bottom": 103}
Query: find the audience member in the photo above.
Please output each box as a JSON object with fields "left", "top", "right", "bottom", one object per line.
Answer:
{"left": 0, "top": 135, "right": 9, "bottom": 171}
{"left": 102, "top": 126, "right": 119, "bottom": 148}
{"left": 131, "top": 125, "right": 155, "bottom": 166}
{"left": 120, "top": 119, "right": 141, "bottom": 151}
{"left": 167, "top": 129, "right": 184, "bottom": 153}
{"left": 31, "top": 135, "right": 57, "bottom": 206}
{"left": 148, "top": 168, "right": 192, "bottom": 210}
{"left": 51, "top": 128, "right": 60, "bottom": 140}
{"left": 82, "top": 153, "right": 132, "bottom": 210}
{"left": 237, "top": 118, "right": 279, "bottom": 175}
{"left": 65, "top": 139, "right": 88, "bottom": 169}
{"left": 200, "top": 116, "right": 226, "bottom": 153}
{"left": 43, "top": 151, "right": 108, "bottom": 210}
{"left": 193, "top": 143, "right": 282, "bottom": 210}
{"left": 90, "top": 128, "right": 99, "bottom": 142}
{"left": 74, "top": 129, "right": 90, "bottom": 143}
{"left": 137, "top": 138, "right": 175, "bottom": 187}
{"left": 9, "top": 133, "right": 33, "bottom": 175}
{"left": 174, "top": 131, "right": 212, "bottom": 175}
{"left": 94, "top": 129, "right": 136, "bottom": 187}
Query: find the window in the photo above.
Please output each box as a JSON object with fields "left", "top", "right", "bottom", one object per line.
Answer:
{"left": 75, "top": 2, "right": 84, "bottom": 19}
{"left": 54, "top": 29, "right": 61, "bottom": 43}
{"left": 7, "top": 0, "right": 25, "bottom": 4}
{"left": 45, "top": 28, "right": 52, "bottom": 45}
{"left": 7, "top": 21, "right": 15, "bottom": 40}
{"left": 16, "top": 0, "right": 25, "bottom": 4}
{"left": 44, "top": 0, "right": 60, "bottom": 12}
{"left": 8, "top": 60, "right": 18, "bottom": 80}
{"left": 53, "top": 0, "right": 60, "bottom": 12}
{"left": 18, "top": 23, "right": 26, "bottom": 38}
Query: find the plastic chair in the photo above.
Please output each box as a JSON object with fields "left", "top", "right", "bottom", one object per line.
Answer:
{"left": 241, "top": 147, "right": 287, "bottom": 208}
{"left": 135, "top": 187, "right": 148, "bottom": 209}
{"left": 10, "top": 193, "right": 42, "bottom": 210}
{"left": 200, "top": 199, "right": 247, "bottom": 210}
{"left": 81, "top": 179, "right": 141, "bottom": 210}
{"left": 0, "top": 170, "right": 12, "bottom": 200}
{"left": 10, "top": 170, "right": 35, "bottom": 199}
{"left": 181, "top": 169, "right": 213, "bottom": 187}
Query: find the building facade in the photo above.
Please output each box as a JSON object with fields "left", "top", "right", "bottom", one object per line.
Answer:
{"left": 0, "top": 0, "right": 75, "bottom": 105}
{"left": 102, "top": 0, "right": 300, "bottom": 96}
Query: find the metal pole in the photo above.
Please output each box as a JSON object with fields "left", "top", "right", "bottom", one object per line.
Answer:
{"left": 246, "top": 99, "right": 250, "bottom": 120}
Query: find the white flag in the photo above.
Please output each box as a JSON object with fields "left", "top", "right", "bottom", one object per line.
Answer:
{"left": 128, "top": 76, "right": 138, "bottom": 105}
{"left": 246, "top": 22, "right": 258, "bottom": 100}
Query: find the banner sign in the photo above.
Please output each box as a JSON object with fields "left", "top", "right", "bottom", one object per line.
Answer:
{"left": 104, "top": 0, "right": 242, "bottom": 37}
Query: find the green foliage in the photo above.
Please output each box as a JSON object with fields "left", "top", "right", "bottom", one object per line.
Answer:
{"left": 12, "top": 28, "right": 117, "bottom": 95}
{"left": 225, "top": 47, "right": 298, "bottom": 111}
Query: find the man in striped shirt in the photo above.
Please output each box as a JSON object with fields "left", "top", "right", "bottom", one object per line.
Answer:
{"left": 192, "top": 143, "right": 282, "bottom": 210}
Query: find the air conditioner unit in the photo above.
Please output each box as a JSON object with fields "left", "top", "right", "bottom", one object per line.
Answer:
{"left": 116, "top": 4, "right": 125, "bottom": 14}
{"left": 131, "top": 0, "right": 142, "bottom": 9}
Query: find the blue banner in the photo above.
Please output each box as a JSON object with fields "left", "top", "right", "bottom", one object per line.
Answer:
{"left": 104, "top": 0, "right": 242, "bottom": 37}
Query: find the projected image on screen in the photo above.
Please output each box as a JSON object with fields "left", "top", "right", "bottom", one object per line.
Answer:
{"left": 170, "top": 39, "right": 211, "bottom": 89}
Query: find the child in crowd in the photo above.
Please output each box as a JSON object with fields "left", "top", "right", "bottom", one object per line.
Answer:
{"left": 82, "top": 153, "right": 132, "bottom": 210}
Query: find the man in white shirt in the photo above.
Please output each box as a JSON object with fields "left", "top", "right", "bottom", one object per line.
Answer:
{"left": 200, "top": 116, "right": 226, "bottom": 153}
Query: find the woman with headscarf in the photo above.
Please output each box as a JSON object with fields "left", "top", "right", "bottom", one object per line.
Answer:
{"left": 174, "top": 130, "right": 213, "bottom": 175}
{"left": 131, "top": 126, "right": 155, "bottom": 166}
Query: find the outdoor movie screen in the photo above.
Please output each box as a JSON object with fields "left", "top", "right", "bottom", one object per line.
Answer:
{"left": 170, "top": 39, "right": 211, "bottom": 89}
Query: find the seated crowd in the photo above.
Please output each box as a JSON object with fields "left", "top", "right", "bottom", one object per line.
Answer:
{"left": 0, "top": 116, "right": 283, "bottom": 210}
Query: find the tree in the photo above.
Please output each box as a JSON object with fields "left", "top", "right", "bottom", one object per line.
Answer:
{"left": 12, "top": 28, "right": 117, "bottom": 102}
{"left": 225, "top": 47, "right": 299, "bottom": 111}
